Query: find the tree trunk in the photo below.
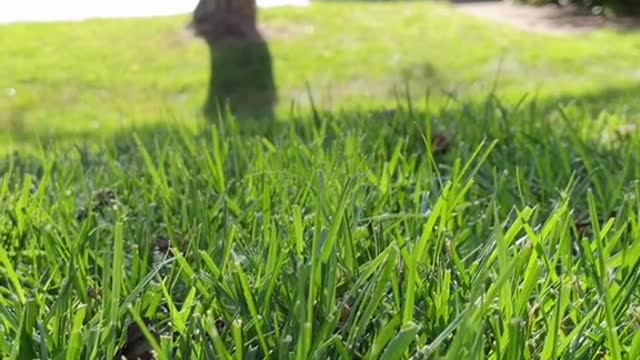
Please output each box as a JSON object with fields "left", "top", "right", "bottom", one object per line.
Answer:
{"left": 191, "top": 0, "right": 277, "bottom": 121}
{"left": 192, "top": 0, "right": 258, "bottom": 43}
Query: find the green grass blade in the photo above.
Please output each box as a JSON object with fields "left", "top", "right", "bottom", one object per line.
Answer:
{"left": 379, "top": 322, "right": 419, "bottom": 360}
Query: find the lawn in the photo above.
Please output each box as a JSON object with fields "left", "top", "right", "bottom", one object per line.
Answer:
{"left": 2, "top": 1, "right": 640, "bottom": 359}
{"left": 2, "top": 1, "right": 640, "bottom": 151}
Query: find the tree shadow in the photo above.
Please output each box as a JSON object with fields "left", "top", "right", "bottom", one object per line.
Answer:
{"left": 4, "top": 79, "right": 640, "bottom": 232}
{"left": 4, "top": 80, "right": 640, "bottom": 156}
{"left": 537, "top": 84, "right": 640, "bottom": 115}
{"left": 3, "top": 83, "right": 637, "bottom": 216}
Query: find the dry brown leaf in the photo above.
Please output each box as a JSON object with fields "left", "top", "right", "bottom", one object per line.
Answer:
{"left": 114, "top": 320, "right": 159, "bottom": 360}
{"left": 431, "top": 133, "right": 450, "bottom": 156}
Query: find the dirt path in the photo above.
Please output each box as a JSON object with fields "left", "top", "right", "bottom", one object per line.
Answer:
{"left": 452, "top": 1, "right": 640, "bottom": 36}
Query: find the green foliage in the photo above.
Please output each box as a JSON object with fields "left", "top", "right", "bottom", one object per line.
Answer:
{"left": 2, "top": 93, "right": 640, "bottom": 357}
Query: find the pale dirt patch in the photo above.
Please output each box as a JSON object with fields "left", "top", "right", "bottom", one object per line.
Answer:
{"left": 453, "top": 1, "right": 640, "bottom": 36}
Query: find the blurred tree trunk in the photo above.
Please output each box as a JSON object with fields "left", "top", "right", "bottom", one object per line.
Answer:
{"left": 192, "top": 0, "right": 258, "bottom": 41}
{"left": 191, "top": 0, "right": 276, "bottom": 120}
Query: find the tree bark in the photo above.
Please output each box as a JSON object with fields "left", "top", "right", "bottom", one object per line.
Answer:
{"left": 190, "top": 0, "right": 277, "bottom": 121}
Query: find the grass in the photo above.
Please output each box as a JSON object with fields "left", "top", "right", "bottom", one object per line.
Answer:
{"left": 2, "top": 1, "right": 640, "bottom": 151}
{"left": 3, "top": 94, "right": 640, "bottom": 358}
{"left": 3, "top": 1, "right": 640, "bottom": 358}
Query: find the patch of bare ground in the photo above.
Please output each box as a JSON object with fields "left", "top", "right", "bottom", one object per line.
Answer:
{"left": 452, "top": 1, "right": 640, "bottom": 36}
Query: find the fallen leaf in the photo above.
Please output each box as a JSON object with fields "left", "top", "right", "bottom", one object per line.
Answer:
{"left": 75, "top": 207, "right": 88, "bottom": 222}
{"left": 114, "top": 319, "right": 159, "bottom": 360}
{"left": 339, "top": 303, "right": 352, "bottom": 323}
{"left": 431, "top": 133, "right": 450, "bottom": 155}
{"left": 215, "top": 318, "right": 228, "bottom": 334}
{"left": 573, "top": 211, "right": 617, "bottom": 237}
{"left": 154, "top": 235, "right": 170, "bottom": 255}
{"left": 92, "top": 189, "right": 117, "bottom": 211}
{"left": 87, "top": 287, "right": 101, "bottom": 301}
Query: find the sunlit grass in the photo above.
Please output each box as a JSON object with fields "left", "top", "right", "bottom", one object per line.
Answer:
{"left": 2, "top": 92, "right": 640, "bottom": 357}
{"left": 2, "top": 1, "right": 640, "bottom": 152}
{"left": 2, "top": 1, "right": 640, "bottom": 357}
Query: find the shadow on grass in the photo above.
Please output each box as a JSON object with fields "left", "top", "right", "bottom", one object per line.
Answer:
{"left": 535, "top": 84, "right": 640, "bottom": 115}
{"left": 3, "top": 81, "right": 640, "bottom": 155}
{"left": 3, "top": 95, "right": 637, "bottom": 251}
